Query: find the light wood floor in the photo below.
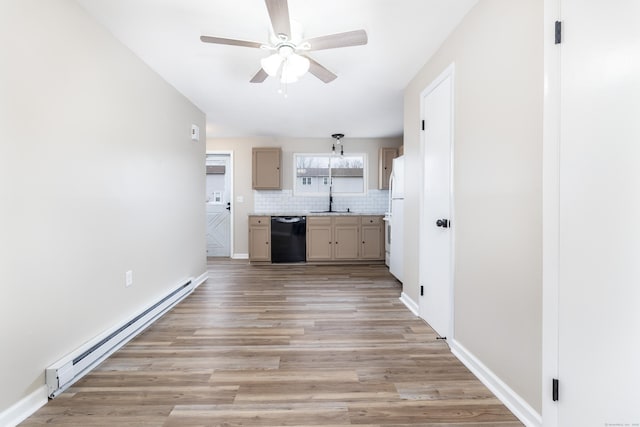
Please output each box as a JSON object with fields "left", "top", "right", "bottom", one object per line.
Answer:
{"left": 21, "top": 259, "right": 522, "bottom": 426}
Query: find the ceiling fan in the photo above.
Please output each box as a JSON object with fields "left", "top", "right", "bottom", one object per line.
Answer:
{"left": 200, "top": 0, "right": 368, "bottom": 84}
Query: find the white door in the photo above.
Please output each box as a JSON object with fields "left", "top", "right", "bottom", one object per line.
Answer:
{"left": 418, "top": 64, "right": 454, "bottom": 339}
{"left": 553, "top": 1, "right": 640, "bottom": 425}
{"left": 206, "top": 154, "right": 231, "bottom": 257}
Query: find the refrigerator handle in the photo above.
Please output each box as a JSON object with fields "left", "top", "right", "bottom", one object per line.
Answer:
{"left": 388, "top": 173, "right": 394, "bottom": 214}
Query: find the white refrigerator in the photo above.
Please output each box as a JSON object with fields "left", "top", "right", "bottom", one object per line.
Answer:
{"left": 385, "top": 155, "right": 404, "bottom": 282}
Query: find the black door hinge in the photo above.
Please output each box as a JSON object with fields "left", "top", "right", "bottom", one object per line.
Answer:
{"left": 420, "top": 285, "right": 424, "bottom": 296}
{"left": 555, "top": 21, "right": 562, "bottom": 44}
{"left": 421, "top": 120, "right": 425, "bottom": 131}
{"left": 552, "top": 378, "right": 559, "bottom": 401}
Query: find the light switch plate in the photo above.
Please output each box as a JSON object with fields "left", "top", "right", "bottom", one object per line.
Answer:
{"left": 191, "top": 124, "right": 200, "bottom": 141}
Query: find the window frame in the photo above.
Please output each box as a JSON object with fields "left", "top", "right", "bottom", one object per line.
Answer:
{"left": 293, "top": 152, "right": 368, "bottom": 197}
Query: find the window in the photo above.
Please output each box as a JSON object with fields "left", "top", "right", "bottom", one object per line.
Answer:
{"left": 294, "top": 153, "right": 366, "bottom": 195}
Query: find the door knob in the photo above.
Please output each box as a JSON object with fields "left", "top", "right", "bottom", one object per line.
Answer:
{"left": 226, "top": 202, "right": 231, "bottom": 211}
{"left": 436, "top": 219, "right": 450, "bottom": 228}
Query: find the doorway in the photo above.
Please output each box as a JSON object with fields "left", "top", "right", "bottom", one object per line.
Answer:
{"left": 206, "top": 153, "right": 232, "bottom": 257}
{"left": 418, "top": 64, "right": 455, "bottom": 340}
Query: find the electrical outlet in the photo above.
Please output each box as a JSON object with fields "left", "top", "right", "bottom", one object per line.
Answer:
{"left": 125, "top": 270, "right": 133, "bottom": 287}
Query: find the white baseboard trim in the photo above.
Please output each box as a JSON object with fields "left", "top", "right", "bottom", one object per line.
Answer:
{"left": 0, "top": 385, "right": 47, "bottom": 427}
{"left": 193, "top": 271, "right": 208, "bottom": 288}
{"left": 399, "top": 292, "right": 419, "bottom": 316}
{"left": 232, "top": 253, "right": 249, "bottom": 260}
{"left": 449, "top": 339, "right": 542, "bottom": 427}
{"left": 2, "top": 272, "right": 207, "bottom": 425}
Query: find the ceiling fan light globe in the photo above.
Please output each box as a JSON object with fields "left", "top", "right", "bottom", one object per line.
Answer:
{"left": 286, "top": 54, "right": 310, "bottom": 78}
{"left": 280, "top": 64, "right": 299, "bottom": 83}
{"left": 261, "top": 53, "right": 283, "bottom": 76}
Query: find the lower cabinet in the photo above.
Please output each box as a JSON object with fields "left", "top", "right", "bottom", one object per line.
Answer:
{"left": 333, "top": 217, "right": 360, "bottom": 260}
{"left": 306, "top": 216, "right": 383, "bottom": 262}
{"left": 249, "top": 216, "right": 270, "bottom": 262}
{"left": 360, "top": 216, "right": 384, "bottom": 260}
{"left": 249, "top": 215, "right": 384, "bottom": 263}
{"left": 306, "top": 217, "right": 333, "bottom": 261}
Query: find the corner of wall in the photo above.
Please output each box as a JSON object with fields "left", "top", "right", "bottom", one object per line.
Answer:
{"left": 0, "top": 386, "right": 47, "bottom": 427}
{"left": 450, "top": 339, "right": 542, "bottom": 427}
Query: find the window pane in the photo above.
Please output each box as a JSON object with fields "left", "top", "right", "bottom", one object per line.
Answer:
{"left": 330, "top": 156, "right": 364, "bottom": 193}
{"left": 295, "top": 154, "right": 365, "bottom": 195}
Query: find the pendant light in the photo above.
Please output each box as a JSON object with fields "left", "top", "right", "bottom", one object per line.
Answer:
{"left": 331, "top": 133, "right": 345, "bottom": 156}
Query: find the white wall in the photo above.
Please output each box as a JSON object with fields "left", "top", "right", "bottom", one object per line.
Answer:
{"left": 0, "top": 0, "right": 206, "bottom": 416}
{"left": 403, "top": 0, "right": 543, "bottom": 414}
{"left": 207, "top": 137, "right": 401, "bottom": 255}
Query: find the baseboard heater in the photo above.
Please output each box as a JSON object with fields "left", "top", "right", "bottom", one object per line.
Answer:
{"left": 45, "top": 279, "right": 194, "bottom": 398}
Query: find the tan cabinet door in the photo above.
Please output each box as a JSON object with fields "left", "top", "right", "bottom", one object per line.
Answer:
{"left": 334, "top": 225, "right": 359, "bottom": 259}
{"left": 249, "top": 216, "right": 271, "bottom": 261}
{"left": 361, "top": 216, "right": 383, "bottom": 260}
{"left": 378, "top": 147, "right": 398, "bottom": 190}
{"left": 252, "top": 148, "right": 281, "bottom": 189}
{"left": 361, "top": 225, "right": 383, "bottom": 259}
{"left": 333, "top": 217, "right": 359, "bottom": 260}
{"left": 306, "top": 225, "right": 333, "bottom": 261}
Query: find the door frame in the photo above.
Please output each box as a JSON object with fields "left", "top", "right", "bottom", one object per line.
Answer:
{"left": 206, "top": 150, "right": 234, "bottom": 258}
{"left": 542, "top": 0, "right": 560, "bottom": 425}
{"left": 418, "top": 62, "right": 456, "bottom": 341}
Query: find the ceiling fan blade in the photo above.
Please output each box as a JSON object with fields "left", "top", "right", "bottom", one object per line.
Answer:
{"left": 200, "top": 35, "right": 263, "bottom": 49}
{"left": 304, "top": 29, "right": 368, "bottom": 51}
{"left": 250, "top": 68, "right": 269, "bottom": 83}
{"left": 305, "top": 56, "right": 337, "bottom": 83}
{"left": 265, "top": 0, "right": 291, "bottom": 38}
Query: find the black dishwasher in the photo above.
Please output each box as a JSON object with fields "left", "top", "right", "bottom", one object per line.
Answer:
{"left": 270, "top": 216, "right": 306, "bottom": 263}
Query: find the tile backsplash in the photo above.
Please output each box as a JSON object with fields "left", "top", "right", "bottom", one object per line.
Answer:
{"left": 254, "top": 189, "right": 389, "bottom": 214}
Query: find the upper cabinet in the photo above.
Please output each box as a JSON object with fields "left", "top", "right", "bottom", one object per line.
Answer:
{"left": 252, "top": 147, "right": 281, "bottom": 190}
{"left": 378, "top": 147, "right": 398, "bottom": 190}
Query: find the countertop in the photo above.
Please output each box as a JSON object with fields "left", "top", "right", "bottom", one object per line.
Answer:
{"left": 249, "top": 212, "right": 385, "bottom": 217}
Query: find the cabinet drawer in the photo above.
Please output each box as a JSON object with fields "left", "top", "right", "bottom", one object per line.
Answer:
{"left": 249, "top": 216, "right": 270, "bottom": 226}
{"left": 361, "top": 216, "right": 382, "bottom": 225}
{"left": 307, "top": 216, "right": 332, "bottom": 226}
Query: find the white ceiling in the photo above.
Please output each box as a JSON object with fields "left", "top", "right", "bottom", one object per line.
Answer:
{"left": 75, "top": 0, "right": 477, "bottom": 138}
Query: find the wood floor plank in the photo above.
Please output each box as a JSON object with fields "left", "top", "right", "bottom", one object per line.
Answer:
{"left": 20, "top": 259, "right": 522, "bottom": 426}
{"left": 166, "top": 402, "right": 351, "bottom": 426}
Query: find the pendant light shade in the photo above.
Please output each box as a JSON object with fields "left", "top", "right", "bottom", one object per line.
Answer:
{"left": 261, "top": 48, "right": 309, "bottom": 83}
{"left": 261, "top": 53, "right": 284, "bottom": 76}
{"left": 286, "top": 54, "right": 310, "bottom": 78}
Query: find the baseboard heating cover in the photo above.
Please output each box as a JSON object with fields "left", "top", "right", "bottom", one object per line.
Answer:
{"left": 45, "top": 279, "right": 195, "bottom": 398}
